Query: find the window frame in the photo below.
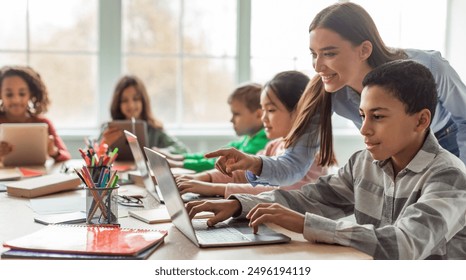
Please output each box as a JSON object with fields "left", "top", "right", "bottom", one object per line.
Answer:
{"left": 2, "top": 0, "right": 463, "bottom": 136}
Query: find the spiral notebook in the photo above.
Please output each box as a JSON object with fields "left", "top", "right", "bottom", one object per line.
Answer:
{"left": 2, "top": 224, "right": 167, "bottom": 259}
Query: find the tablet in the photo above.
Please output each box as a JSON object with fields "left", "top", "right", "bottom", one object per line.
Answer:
{"left": 0, "top": 123, "right": 49, "bottom": 166}
{"left": 107, "top": 120, "right": 148, "bottom": 161}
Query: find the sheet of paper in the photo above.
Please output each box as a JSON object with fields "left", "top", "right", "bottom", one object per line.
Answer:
{"left": 29, "top": 191, "right": 86, "bottom": 214}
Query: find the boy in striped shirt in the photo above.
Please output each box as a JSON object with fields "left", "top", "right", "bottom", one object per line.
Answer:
{"left": 186, "top": 60, "right": 466, "bottom": 259}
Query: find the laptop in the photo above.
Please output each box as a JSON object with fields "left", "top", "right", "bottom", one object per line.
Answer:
{"left": 143, "top": 147, "right": 291, "bottom": 248}
{"left": 124, "top": 130, "right": 207, "bottom": 203}
{"left": 0, "top": 123, "right": 48, "bottom": 166}
{"left": 124, "top": 130, "right": 161, "bottom": 204}
{"left": 107, "top": 120, "right": 148, "bottom": 161}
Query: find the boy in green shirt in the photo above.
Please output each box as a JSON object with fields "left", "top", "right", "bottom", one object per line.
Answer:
{"left": 160, "top": 83, "right": 268, "bottom": 172}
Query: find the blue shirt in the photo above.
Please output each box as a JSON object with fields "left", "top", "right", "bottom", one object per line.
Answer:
{"left": 249, "top": 49, "right": 466, "bottom": 186}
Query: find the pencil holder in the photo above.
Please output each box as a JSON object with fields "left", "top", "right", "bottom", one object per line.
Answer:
{"left": 85, "top": 186, "right": 119, "bottom": 225}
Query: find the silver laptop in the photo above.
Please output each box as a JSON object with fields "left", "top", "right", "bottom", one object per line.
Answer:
{"left": 124, "top": 130, "right": 161, "bottom": 204}
{"left": 143, "top": 147, "right": 291, "bottom": 248}
{"left": 124, "top": 130, "right": 207, "bottom": 203}
{"left": 0, "top": 123, "right": 48, "bottom": 166}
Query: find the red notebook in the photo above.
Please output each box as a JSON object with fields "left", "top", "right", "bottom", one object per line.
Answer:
{"left": 3, "top": 225, "right": 167, "bottom": 257}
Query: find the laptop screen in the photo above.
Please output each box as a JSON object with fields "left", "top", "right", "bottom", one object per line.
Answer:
{"left": 143, "top": 146, "right": 291, "bottom": 248}
{"left": 143, "top": 147, "right": 200, "bottom": 244}
{"left": 124, "top": 130, "right": 160, "bottom": 204}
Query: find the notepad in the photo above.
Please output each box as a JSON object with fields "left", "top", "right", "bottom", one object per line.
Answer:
{"left": 33, "top": 211, "right": 87, "bottom": 225}
{"left": 2, "top": 224, "right": 168, "bottom": 257}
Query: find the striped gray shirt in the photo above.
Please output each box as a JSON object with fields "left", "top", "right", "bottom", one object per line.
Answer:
{"left": 233, "top": 132, "right": 466, "bottom": 259}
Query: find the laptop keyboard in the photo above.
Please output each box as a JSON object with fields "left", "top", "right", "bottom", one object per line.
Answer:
{"left": 193, "top": 220, "right": 251, "bottom": 243}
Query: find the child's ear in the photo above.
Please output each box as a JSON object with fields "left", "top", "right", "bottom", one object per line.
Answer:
{"left": 416, "top": 109, "right": 431, "bottom": 131}
{"left": 255, "top": 108, "right": 263, "bottom": 119}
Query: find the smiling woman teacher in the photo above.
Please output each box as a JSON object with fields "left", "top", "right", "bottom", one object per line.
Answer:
{"left": 206, "top": 2, "right": 466, "bottom": 186}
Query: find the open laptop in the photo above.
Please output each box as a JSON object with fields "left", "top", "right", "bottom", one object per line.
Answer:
{"left": 108, "top": 120, "right": 148, "bottom": 161}
{"left": 124, "top": 130, "right": 207, "bottom": 203}
{"left": 0, "top": 123, "right": 48, "bottom": 166}
{"left": 124, "top": 130, "right": 161, "bottom": 204}
{"left": 143, "top": 147, "right": 291, "bottom": 248}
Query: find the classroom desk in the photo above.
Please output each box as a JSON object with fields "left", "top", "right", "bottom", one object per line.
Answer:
{"left": 0, "top": 161, "right": 371, "bottom": 260}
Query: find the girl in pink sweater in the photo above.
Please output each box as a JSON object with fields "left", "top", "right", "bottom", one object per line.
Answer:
{"left": 177, "top": 71, "right": 329, "bottom": 197}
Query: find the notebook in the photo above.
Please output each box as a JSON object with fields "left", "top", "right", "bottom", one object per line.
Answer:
{"left": 1, "top": 241, "right": 163, "bottom": 260}
{"left": 0, "top": 123, "right": 48, "bottom": 166}
{"left": 107, "top": 120, "right": 148, "bottom": 161}
{"left": 33, "top": 211, "right": 87, "bottom": 225}
{"left": 143, "top": 147, "right": 291, "bottom": 248}
{"left": 5, "top": 173, "right": 81, "bottom": 198}
{"left": 2, "top": 224, "right": 167, "bottom": 258}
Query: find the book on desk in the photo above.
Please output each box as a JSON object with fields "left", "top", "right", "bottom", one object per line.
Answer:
{"left": 2, "top": 224, "right": 168, "bottom": 260}
{"left": 5, "top": 173, "right": 81, "bottom": 198}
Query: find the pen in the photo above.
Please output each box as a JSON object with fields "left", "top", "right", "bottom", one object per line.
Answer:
{"left": 131, "top": 117, "right": 136, "bottom": 134}
{"left": 111, "top": 174, "right": 119, "bottom": 188}
{"left": 97, "top": 168, "right": 105, "bottom": 187}
{"left": 74, "top": 168, "right": 88, "bottom": 186}
{"left": 104, "top": 170, "right": 118, "bottom": 189}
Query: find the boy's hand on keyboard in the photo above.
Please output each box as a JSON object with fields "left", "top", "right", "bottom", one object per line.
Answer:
{"left": 186, "top": 199, "right": 241, "bottom": 227}
{"left": 246, "top": 203, "right": 305, "bottom": 234}
{"left": 178, "top": 180, "right": 225, "bottom": 197}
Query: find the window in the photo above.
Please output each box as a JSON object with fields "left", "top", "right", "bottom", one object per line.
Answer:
{"left": 122, "top": 0, "right": 237, "bottom": 128}
{"left": 0, "top": 0, "right": 460, "bottom": 134}
{"left": 250, "top": 0, "right": 333, "bottom": 83}
{"left": 0, "top": 0, "right": 98, "bottom": 129}
{"left": 354, "top": 0, "right": 447, "bottom": 53}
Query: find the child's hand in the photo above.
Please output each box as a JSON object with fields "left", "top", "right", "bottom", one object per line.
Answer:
{"left": 47, "top": 135, "right": 60, "bottom": 158}
{"left": 0, "top": 141, "right": 13, "bottom": 158}
{"left": 167, "top": 157, "right": 183, "bottom": 168}
{"left": 175, "top": 174, "right": 196, "bottom": 183}
{"left": 205, "top": 148, "right": 262, "bottom": 176}
{"left": 175, "top": 172, "right": 211, "bottom": 183}
{"left": 152, "top": 147, "right": 184, "bottom": 161}
{"left": 246, "top": 203, "right": 305, "bottom": 234}
{"left": 178, "top": 180, "right": 225, "bottom": 197}
{"left": 186, "top": 199, "right": 241, "bottom": 227}
{"left": 101, "top": 126, "right": 122, "bottom": 146}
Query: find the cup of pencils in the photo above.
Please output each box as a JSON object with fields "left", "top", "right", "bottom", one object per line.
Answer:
{"left": 76, "top": 140, "right": 120, "bottom": 225}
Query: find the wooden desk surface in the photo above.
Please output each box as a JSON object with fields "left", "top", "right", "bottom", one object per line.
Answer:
{"left": 0, "top": 161, "right": 371, "bottom": 260}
